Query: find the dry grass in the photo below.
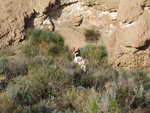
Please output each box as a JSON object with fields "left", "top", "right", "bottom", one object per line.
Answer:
{"left": 84, "top": 29, "right": 100, "bottom": 42}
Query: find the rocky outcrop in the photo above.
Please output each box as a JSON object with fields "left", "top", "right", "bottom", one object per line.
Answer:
{"left": 0, "top": 0, "right": 150, "bottom": 71}
{"left": 107, "top": 0, "right": 150, "bottom": 70}
{"left": 0, "top": 0, "right": 56, "bottom": 48}
{"left": 0, "top": 0, "right": 33, "bottom": 48}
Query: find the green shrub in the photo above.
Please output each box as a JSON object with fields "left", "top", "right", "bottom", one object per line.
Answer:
{"left": 0, "top": 91, "right": 47, "bottom": 113}
{"left": 88, "top": 97, "right": 98, "bottom": 113}
{"left": 135, "top": 71, "right": 150, "bottom": 90}
{"left": 31, "top": 100, "right": 47, "bottom": 113}
{"left": 73, "top": 65, "right": 118, "bottom": 91}
{"left": 6, "top": 76, "right": 33, "bottom": 106}
{"left": 118, "top": 86, "right": 127, "bottom": 95}
{"left": 138, "top": 71, "right": 147, "bottom": 77}
{"left": 26, "top": 65, "right": 72, "bottom": 99}
{"left": 21, "top": 29, "right": 68, "bottom": 57}
{"left": 6, "top": 64, "right": 75, "bottom": 107}
{"left": 81, "top": 45, "right": 107, "bottom": 65}
{"left": 25, "top": 27, "right": 34, "bottom": 38}
{"left": 84, "top": 29, "right": 99, "bottom": 42}
{"left": 110, "top": 98, "right": 120, "bottom": 113}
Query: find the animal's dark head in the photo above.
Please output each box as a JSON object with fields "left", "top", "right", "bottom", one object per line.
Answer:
{"left": 75, "top": 49, "right": 81, "bottom": 57}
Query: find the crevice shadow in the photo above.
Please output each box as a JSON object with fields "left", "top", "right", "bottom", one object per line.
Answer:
{"left": 136, "top": 40, "right": 150, "bottom": 51}
{"left": 24, "top": 10, "right": 38, "bottom": 29}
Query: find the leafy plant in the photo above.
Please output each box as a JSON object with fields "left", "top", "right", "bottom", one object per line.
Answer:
{"left": 110, "top": 98, "right": 120, "bottom": 113}
{"left": 88, "top": 97, "right": 98, "bottom": 113}
{"left": 138, "top": 71, "right": 147, "bottom": 77}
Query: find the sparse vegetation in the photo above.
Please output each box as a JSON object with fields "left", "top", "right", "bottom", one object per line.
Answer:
{"left": 0, "top": 28, "right": 150, "bottom": 113}
{"left": 84, "top": 29, "right": 99, "bottom": 42}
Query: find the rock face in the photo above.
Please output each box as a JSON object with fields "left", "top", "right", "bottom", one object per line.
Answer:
{"left": 0, "top": 0, "right": 150, "bottom": 70}
{"left": 107, "top": 0, "right": 150, "bottom": 70}
{"left": 0, "top": 0, "right": 56, "bottom": 48}
{"left": 0, "top": 0, "right": 33, "bottom": 48}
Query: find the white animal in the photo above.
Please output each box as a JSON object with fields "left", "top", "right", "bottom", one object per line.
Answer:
{"left": 74, "top": 50, "right": 86, "bottom": 72}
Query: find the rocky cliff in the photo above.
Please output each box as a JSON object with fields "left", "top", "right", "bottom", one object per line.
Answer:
{"left": 0, "top": 0, "right": 150, "bottom": 70}
{"left": 107, "top": 0, "right": 150, "bottom": 70}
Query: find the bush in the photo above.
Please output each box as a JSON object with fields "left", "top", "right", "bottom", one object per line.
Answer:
{"left": 81, "top": 45, "right": 107, "bottom": 65}
{"left": 138, "top": 71, "right": 147, "bottom": 77}
{"left": 84, "top": 29, "right": 99, "bottom": 42}
{"left": 6, "top": 64, "right": 75, "bottom": 107}
{"left": 88, "top": 97, "right": 98, "bottom": 113}
{"left": 65, "top": 87, "right": 95, "bottom": 112}
{"left": 21, "top": 29, "right": 68, "bottom": 57}
{"left": 0, "top": 57, "right": 29, "bottom": 79}
{"left": 6, "top": 76, "right": 33, "bottom": 106}
{"left": 0, "top": 91, "right": 47, "bottom": 113}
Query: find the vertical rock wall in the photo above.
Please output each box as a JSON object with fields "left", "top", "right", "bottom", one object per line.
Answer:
{"left": 107, "top": 0, "right": 150, "bottom": 70}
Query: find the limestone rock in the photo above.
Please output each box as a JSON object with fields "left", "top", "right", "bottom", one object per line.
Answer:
{"left": 97, "top": 0, "right": 120, "bottom": 11}
{"left": 42, "top": 18, "right": 54, "bottom": 31}
{"left": 28, "top": 0, "right": 56, "bottom": 14}
{"left": 107, "top": 0, "right": 150, "bottom": 70}
{"left": 0, "top": 0, "right": 55, "bottom": 49}
{"left": 83, "top": 0, "right": 119, "bottom": 11}
{"left": 117, "top": 0, "right": 144, "bottom": 23}
{"left": 71, "top": 15, "right": 83, "bottom": 26}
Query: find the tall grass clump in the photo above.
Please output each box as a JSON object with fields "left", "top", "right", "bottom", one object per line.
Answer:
{"left": 81, "top": 45, "right": 107, "bottom": 65}
{"left": 21, "top": 29, "right": 68, "bottom": 57}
